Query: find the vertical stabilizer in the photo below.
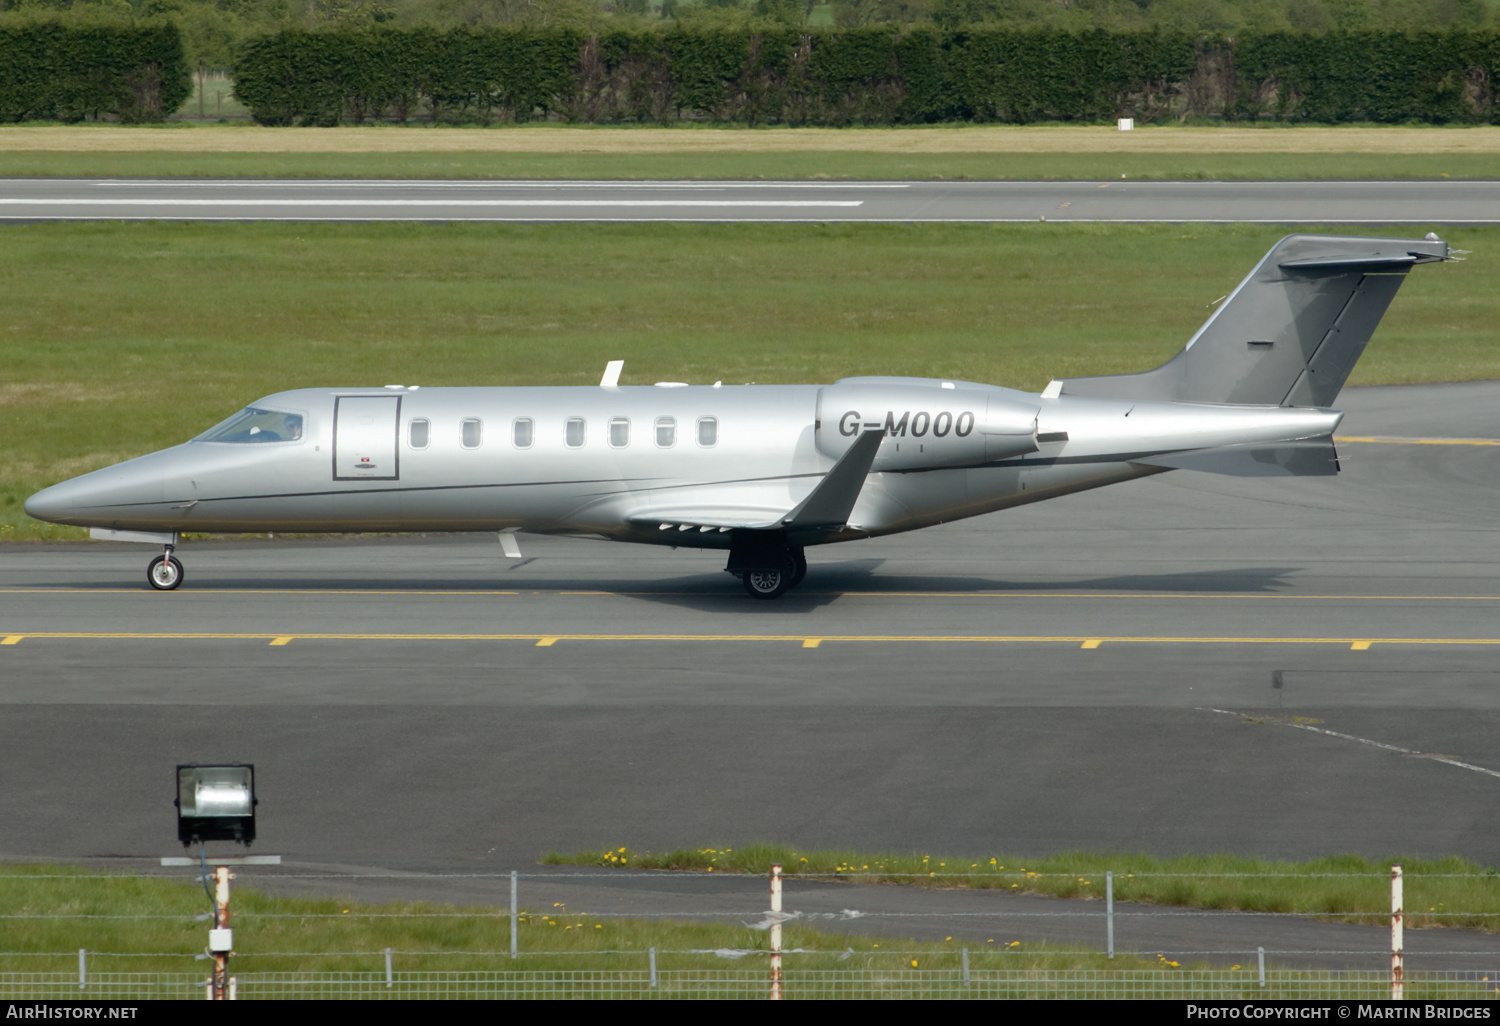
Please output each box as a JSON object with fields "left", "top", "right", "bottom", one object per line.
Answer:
{"left": 1059, "top": 235, "right": 1449, "bottom": 407}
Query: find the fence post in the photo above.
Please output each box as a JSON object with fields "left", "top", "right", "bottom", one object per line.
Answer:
{"left": 209, "top": 866, "right": 232, "bottom": 1001}
{"left": 1391, "top": 864, "right": 1404, "bottom": 1000}
{"left": 1106, "top": 871, "right": 1114, "bottom": 959}
{"left": 1258, "top": 946, "right": 1265, "bottom": 988}
{"left": 649, "top": 946, "right": 657, "bottom": 989}
{"left": 510, "top": 871, "right": 518, "bottom": 961}
{"left": 78, "top": 949, "right": 85, "bottom": 990}
{"left": 962, "top": 947, "right": 970, "bottom": 988}
{"left": 385, "top": 947, "right": 393, "bottom": 989}
{"left": 770, "top": 863, "right": 783, "bottom": 1001}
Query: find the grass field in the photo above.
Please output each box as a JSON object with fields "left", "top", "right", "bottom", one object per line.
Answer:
{"left": 171, "top": 75, "right": 250, "bottom": 123}
{"left": 2, "top": 221, "right": 1493, "bottom": 540}
{"left": 0, "top": 863, "right": 1149, "bottom": 975}
{"left": 549, "top": 845, "right": 1500, "bottom": 932}
{"left": 3, "top": 124, "right": 1499, "bottom": 179}
{"left": 1, "top": 854, "right": 1496, "bottom": 979}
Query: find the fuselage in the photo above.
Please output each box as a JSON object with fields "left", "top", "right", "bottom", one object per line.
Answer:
{"left": 26, "top": 376, "right": 1342, "bottom": 550}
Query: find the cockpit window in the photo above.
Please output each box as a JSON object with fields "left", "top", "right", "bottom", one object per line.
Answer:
{"left": 196, "top": 407, "right": 305, "bottom": 444}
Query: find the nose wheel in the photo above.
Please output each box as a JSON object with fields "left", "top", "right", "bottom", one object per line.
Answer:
{"left": 148, "top": 546, "right": 184, "bottom": 591}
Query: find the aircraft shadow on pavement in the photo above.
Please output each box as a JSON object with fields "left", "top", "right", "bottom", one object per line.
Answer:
{"left": 478, "top": 560, "right": 1300, "bottom": 611}
{"left": 822, "top": 564, "right": 1305, "bottom": 595}
{"left": 44, "top": 561, "right": 1301, "bottom": 605}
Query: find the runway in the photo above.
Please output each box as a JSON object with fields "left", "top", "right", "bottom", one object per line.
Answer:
{"left": 3, "top": 381, "right": 1499, "bottom": 966}
{"left": 2, "top": 178, "right": 1499, "bottom": 223}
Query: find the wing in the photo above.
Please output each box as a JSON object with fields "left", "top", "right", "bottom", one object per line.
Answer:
{"left": 627, "top": 429, "right": 886, "bottom": 535}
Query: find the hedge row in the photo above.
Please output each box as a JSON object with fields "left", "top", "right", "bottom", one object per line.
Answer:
{"left": 233, "top": 27, "right": 1500, "bottom": 126}
{"left": 0, "top": 24, "right": 191, "bottom": 123}
{"left": 1234, "top": 33, "right": 1500, "bottom": 123}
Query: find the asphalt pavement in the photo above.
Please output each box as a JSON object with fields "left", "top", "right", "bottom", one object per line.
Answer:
{"left": 3, "top": 382, "right": 1499, "bottom": 968}
{"left": 2, "top": 178, "right": 1498, "bottom": 223}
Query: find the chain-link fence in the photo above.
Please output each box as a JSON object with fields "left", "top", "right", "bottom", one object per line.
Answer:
{"left": 4, "top": 968, "right": 1500, "bottom": 1000}
{"left": 5, "top": 862, "right": 1499, "bottom": 1000}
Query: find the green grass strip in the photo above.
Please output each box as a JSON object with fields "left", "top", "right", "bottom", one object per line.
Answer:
{"left": 546, "top": 844, "right": 1500, "bottom": 932}
{"left": 0, "top": 863, "right": 1150, "bottom": 975}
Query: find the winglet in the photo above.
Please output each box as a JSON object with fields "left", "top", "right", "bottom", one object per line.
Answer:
{"left": 600, "top": 360, "right": 624, "bottom": 388}
{"left": 782, "top": 430, "right": 884, "bottom": 530}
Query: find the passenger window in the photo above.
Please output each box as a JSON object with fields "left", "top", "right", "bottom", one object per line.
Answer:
{"left": 565, "top": 417, "right": 586, "bottom": 448}
{"left": 655, "top": 417, "right": 676, "bottom": 448}
{"left": 408, "top": 419, "right": 430, "bottom": 449}
{"left": 513, "top": 418, "right": 534, "bottom": 449}
{"left": 608, "top": 417, "right": 630, "bottom": 448}
{"left": 697, "top": 417, "right": 718, "bottom": 447}
{"left": 461, "top": 418, "right": 482, "bottom": 449}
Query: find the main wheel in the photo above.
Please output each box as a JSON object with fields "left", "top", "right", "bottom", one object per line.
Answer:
{"left": 742, "top": 558, "right": 793, "bottom": 600}
{"left": 788, "top": 548, "right": 808, "bottom": 589}
{"left": 148, "top": 555, "right": 184, "bottom": 591}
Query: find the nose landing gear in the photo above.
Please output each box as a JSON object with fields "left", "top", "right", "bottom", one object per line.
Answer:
{"left": 148, "top": 544, "right": 184, "bottom": 591}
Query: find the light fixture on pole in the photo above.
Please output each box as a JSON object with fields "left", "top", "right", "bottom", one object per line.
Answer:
{"left": 171, "top": 763, "right": 261, "bottom": 1000}
{"left": 175, "top": 764, "right": 256, "bottom": 847}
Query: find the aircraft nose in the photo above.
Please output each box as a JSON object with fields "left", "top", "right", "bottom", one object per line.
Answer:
{"left": 24, "top": 480, "right": 78, "bottom": 524}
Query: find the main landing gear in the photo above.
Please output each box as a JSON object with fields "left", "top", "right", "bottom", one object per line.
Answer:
{"left": 147, "top": 543, "right": 184, "bottom": 591}
{"left": 727, "top": 535, "right": 807, "bottom": 601}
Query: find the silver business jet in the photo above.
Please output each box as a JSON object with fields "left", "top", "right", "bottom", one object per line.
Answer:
{"left": 25, "top": 234, "right": 1450, "bottom": 599}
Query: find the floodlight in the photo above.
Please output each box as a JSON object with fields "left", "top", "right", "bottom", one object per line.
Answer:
{"left": 176, "top": 764, "right": 256, "bottom": 846}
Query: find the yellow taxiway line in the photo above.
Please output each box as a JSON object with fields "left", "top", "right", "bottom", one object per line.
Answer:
{"left": 0, "top": 632, "right": 1497, "bottom": 651}
{"left": 1335, "top": 435, "right": 1500, "bottom": 446}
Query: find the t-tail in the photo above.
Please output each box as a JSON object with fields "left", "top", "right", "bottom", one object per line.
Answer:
{"left": 1057, "top": 234, "right": 1451, "bottom": 407}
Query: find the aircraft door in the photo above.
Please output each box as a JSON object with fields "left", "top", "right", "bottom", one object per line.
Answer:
{"left": 333, "top": 396, "right": 401, "bottom": 480}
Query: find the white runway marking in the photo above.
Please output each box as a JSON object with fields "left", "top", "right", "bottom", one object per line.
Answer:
{"left": 92, "top": 179, "right": 910, "bottom": 190}
{"left": 0, "top": 198, "right": 865, "bottom": 208}
{"left": 1206, "top": 708, "right": 1500, "bottom": 780}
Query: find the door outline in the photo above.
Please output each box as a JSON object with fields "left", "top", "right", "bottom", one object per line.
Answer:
{"left": 332, "top": 395, "right": 402, "bottom": 481}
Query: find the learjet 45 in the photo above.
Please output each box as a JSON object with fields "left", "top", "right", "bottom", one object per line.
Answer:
{"left": 24, "top": 233, "right": 1450, "bottom": 599}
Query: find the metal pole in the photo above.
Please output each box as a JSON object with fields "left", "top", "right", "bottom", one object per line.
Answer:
{"left": 385, "top": 947, "right": 393, "bottom": 989}
{"left": 770, "top": 863, "right": 783, "bottom": 1001}
{"left": 198, "top": 59, "right": 204, "bottom": 120}
{"left": 213, "top": 866, "right": 230, "bottom": 1001}
{"left": 1106, "top": 871, "right": 1114, "bottom": 959}
{"left": 1258, "top": 946, "right": 1265, "bottom": 988}
{"left": 649, "top": 946, "right": 657, "bottom": 988}
{"left": 510, "top": 870, "right": 518, "bottom": 961}
{"left": 1391, "top": 864, "right": 1404, "bottom": 1000}
{"left": 962, "top": 947, "right": 970, "bottom": 988}
{"left": 78, "top": 949, "right": 85, "bottom": 990}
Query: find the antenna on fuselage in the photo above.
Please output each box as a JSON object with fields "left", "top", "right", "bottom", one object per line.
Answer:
{"left": 600, "top": 360, "right": 624, "bottom": 388}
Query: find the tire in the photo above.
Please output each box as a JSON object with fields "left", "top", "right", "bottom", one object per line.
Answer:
{"left": 742, "top": 558, "right": 792, "bottom": 600}
{"left": 148, "top": 555, "right": 183, "bottom": 591}
{"left": 788, "top": 548, "right": 807, "bottom": 589}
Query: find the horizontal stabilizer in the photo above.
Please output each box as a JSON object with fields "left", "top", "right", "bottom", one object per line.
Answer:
{"left": 1130, "top": 437, "right": 1340, "bottom": 477}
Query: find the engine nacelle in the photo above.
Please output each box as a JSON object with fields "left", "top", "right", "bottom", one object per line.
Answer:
{"left": 815, "top": 379, "right": 1039, "bottom": 471}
